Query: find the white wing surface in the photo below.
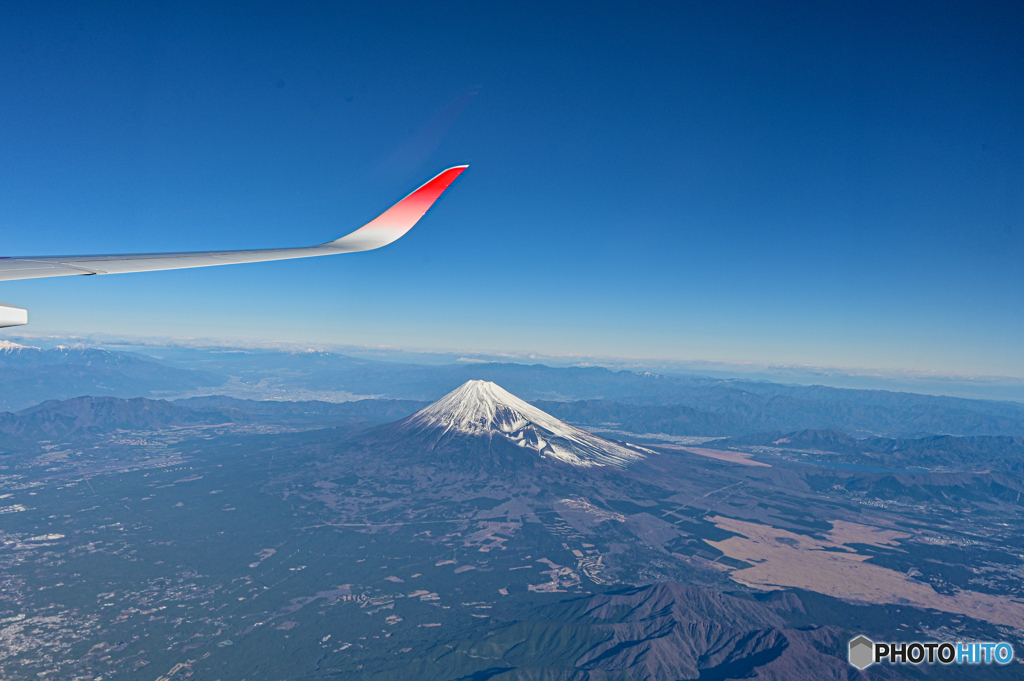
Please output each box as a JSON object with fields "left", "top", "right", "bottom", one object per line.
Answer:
{"left": 0, "top": 166, "right": 467, "bottom": 328}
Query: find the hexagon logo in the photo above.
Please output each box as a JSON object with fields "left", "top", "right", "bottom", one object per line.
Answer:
{"left": 849, "top": 635, "right": 874, "bottom": 669}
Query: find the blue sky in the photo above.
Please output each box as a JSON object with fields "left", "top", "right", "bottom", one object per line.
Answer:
{"left": 1, "top": 2, "right": 1022, "bottom": 378}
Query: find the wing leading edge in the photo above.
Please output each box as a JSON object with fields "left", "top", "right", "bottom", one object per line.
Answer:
{"left": 0, "top": 166, "right": 467, "bottom": 327}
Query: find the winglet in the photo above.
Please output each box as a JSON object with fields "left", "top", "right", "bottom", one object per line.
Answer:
{"left": 326, "top": 166, "right": 468, "bottom": 252}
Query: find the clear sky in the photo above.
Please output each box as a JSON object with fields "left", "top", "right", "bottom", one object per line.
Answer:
{"left": 1, "top": 2, "right": 1021, "bottom": 377}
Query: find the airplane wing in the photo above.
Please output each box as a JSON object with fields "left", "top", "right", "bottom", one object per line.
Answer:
{"left": 0, "top": 165, "right": 467, "bottom": 328}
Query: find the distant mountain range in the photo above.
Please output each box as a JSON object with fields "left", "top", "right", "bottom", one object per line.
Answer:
{"left": 722, "top": 428, "right": 1024, "bottom": 471}
{"left": 0, "top": 341, "right": 220, "bottom": 411}
{"left": 3, "top": 388, "right": 1024, "bottom": 473}
{"left": 98, "top": 348, "right": 1024, "bottom": 437}
{"left": 8, "top": 376, "right": 1018, "bottom": 474}
{"left": 0, "top": 394, "right": 425, "bottom": 453}
{"left": 2, "top": 341, "right": 1024, "bottom": 438}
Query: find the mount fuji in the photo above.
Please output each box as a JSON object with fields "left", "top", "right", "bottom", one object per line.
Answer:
{"left": 391, "top": 380, "right": 647, "bottom": 468}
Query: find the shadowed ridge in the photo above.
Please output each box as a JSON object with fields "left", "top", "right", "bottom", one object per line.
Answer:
{"left": 572, "top": 584, "right": 866, "bottom": 681}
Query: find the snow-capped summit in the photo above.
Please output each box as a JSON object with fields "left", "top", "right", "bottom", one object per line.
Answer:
{"left": 398, "top": 380, "right": 645, "bottom": 468}
{"left": 0, "top": 340, "right": 39, "bottom": 354}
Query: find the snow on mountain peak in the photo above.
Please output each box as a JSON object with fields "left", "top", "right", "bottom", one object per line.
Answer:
{"left": 0, "top": 340, "right": 39, "bottom": 353}
{"left": 400, "top": 380, "right": 645, "bottom": 468}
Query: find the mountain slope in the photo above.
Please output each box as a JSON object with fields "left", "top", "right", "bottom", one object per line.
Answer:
{"left": 251, "top": 358, "right": 1024, "bottom": 436}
